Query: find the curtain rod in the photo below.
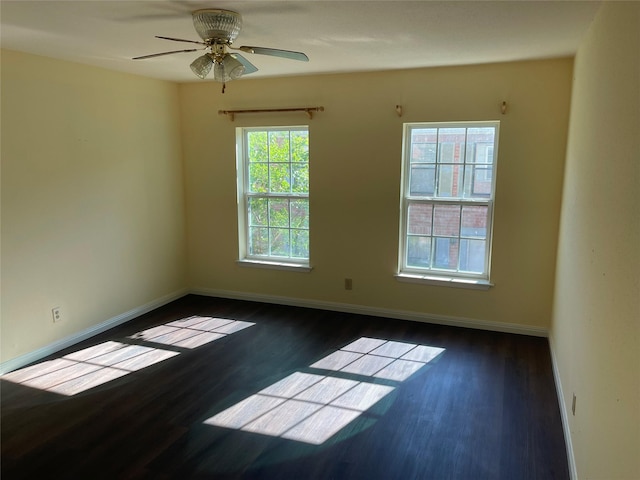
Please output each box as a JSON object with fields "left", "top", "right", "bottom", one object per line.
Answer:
{"left": 218, "top": 106, "right": 324, "bottom": 122}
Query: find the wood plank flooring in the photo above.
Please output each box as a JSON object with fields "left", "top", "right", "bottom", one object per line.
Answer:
{"left": 1, "top": 295, "right": 569, "bottom": 479}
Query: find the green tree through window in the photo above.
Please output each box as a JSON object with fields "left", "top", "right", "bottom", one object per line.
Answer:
{"left": 238, "top": 127, "right": 310, "bottom": 264}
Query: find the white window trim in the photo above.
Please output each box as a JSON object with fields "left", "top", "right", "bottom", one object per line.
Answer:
{"left": 398, "top": 121, "right": 499, "bottom": 287}
{"left": 395, "top": 273, "right": 493, "bottom": 290}
{"left": 236, "top": 126, "right": 311, "bottom": 269}
{"left": 236, "top": 259, "right": 313, "bottom": 272}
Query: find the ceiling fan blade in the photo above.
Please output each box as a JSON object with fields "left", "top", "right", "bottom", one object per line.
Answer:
{"left": 238, "top": 46, "right": 309, "bottom": 62}
{"left": 230, "top": 53, "right": 258, "bottom": 75}
{"left": 156, "top": 35, "right": 207, "bottom": 46}
{"left": 133, "top": 48, "right": 199, "bottom": 60}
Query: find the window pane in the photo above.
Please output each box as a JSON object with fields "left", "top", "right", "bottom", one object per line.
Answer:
{"left": 269, "top": 131, "right": 290, "bottom": 162}
{"left": 459, "top": 239, "right": 486, "bottom": 273}
{"left": 249, "top": 163, "right": 268, "bottom": 193}
{"left": 291, "top": 131, "right": 309, "bottom": 162}
{"left": 249, "top": 197, "right": 268, "bottom": 226}
{"left": 270, "top": 228, "right": 290, "bottom": 256}
{"left": 408, "top": 203, "right": 432, "bottom": 235}
{"left": 473, "top": 166, "right": 492, "bottom": 196}
{"left": 410, "top": 165, "right": 435, "bottom": 195}
{"left": 436, "top": 165, "right": 453, "bottom": 197}
{"left": 248, "top": 131, "right": 268, "bottom": 162}
{"left": 269, "top": 164, "right": 291, "bottom": 193}
{"left": 407, "top": 236, "right": 431, "bottom": 268}
{"left": 292, "top": 164, "right": 309, "bottom": 193}
{"left": 411, "top": 143, "right": 437, "bottom": 163}
{"left": 291, "top": 200, "right": 309, "bottom": 229}
{"left": 291, "top": 229, "right": 309, "bottom": 258}
{"left": 471, "top": 143, "right": 494, "bottom": 164}
{"left": 438, "top": 131, "right": 465, "bottom": 164}
{"left": 465, "top": 128, "right": 495, "bottom": 164}
{"left": 411, "top": 128, "right": 437, "bottom": 150}
{"left": 249, "top": 227, "right": 269, "bottom": 255}
{"left": 461, "top": 206, "right": 488, "bottom": 238}
{"left": 433, "top": 205, "right": 460, "bottom": 236}
{"left": 438, "top": 142, "right": 457, "bottom": 163}
{"left": 269, "top": 199, "right": 290, "bottom": 228}
{"left": 436, "top": 164, "right": 464, "bottom": 197}
{"left": 433, "top": 237, "right": 458, "bottom": 270}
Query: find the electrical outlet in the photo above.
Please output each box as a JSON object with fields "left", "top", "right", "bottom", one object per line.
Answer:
{"left": 52, "top": 307, "right": 62, "bottom": 323}
{"left": 572, "top": 393, "right": 576, "bottom": 416}
{"left": 344, "top": 278, "right": 353, "bottom": 290}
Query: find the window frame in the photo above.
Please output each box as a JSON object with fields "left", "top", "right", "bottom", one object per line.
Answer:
{"left": 236, "top": 126, "right": 311, "bottom": 271}
{"left": 397, "top": 121, "right": 499, "bottom": 288}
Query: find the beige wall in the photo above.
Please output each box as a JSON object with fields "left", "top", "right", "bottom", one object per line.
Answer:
{"left": 551, "top": 2, "right": 640, "bottom": 479}
{"left": 181, "top": 58, "right": 572, "bottom": 331}
{"left": 1, "top": 53, "right": 573, "bottom": 363}
{"left": 1, "top": 50, "right": 187, "bottom": 363}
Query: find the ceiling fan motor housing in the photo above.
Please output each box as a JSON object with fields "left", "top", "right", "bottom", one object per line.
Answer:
{"left": 192, "top": 9, "right": 242, "bottom": 43}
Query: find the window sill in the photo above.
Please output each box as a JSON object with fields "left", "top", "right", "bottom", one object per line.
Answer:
{"left": 237, "top": 259, "right": 313, "bottom": 273}
{"left": 395, "top": 273, "right": 493, "bottom": 290}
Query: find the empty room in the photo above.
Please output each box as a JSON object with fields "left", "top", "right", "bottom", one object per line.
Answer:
{"left": 1, "top": 1, "right": 638, "bottom": 479}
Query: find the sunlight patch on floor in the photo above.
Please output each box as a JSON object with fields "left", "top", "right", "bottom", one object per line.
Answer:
{"left": 311, "top": 338, "right": 445, "bottom": 382}
{"left": 2, "top": 316, "right": 256, "bottom": 396}
{"left": 204, "top": 337, "right": 445, "bottom": 445}
{"left": 129, "top": 316, "right": 254, "bottom": 349}
{"left": 1, "top": 341, "right": 179, "bottom": 396}
{"left": 205, "top": 372, "right": 395, "bottom": 445}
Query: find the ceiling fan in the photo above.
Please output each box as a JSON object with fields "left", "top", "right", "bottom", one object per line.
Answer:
{"left": 133, "top": 9, "right": 309, "bottom": 86}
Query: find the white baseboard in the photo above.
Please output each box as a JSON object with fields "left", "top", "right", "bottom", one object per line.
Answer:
{"left": 0, "top": 288, "right": 189, "bottom": 375}
{"left": 190, "top": 287, "right": 549, "bottom": 337}
{"left": 1, "top": 286, "right": 548, "bottom": 376}
{"left": 549, "top": 335, "right": 578, "bottom": 480}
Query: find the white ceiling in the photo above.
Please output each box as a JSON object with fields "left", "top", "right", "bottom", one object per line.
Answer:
{"left": 1, "top": 1, "right": 601, "bottom": 83}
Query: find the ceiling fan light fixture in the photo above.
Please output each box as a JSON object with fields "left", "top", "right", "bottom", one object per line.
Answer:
{"left": 213, "top": 54, "right": 246, "bottom": 83}
{"left": 190, "top": 54, "right": 214, "bottom": 79}
{"left": 192, "top": 9, "right": 242, "bottom": 43}
{"left": 135, "top": 8, "right": 307, "bottom": 84}
{"left": 224, "top": 54, "right": 246, "bottom": 79}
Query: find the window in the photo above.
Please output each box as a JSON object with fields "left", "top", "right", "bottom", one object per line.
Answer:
{"left": 237, "top": 126, "right": 310, "bottom": 268}
{"left": 398, "top": 122, "right": 499, "bottom": 287}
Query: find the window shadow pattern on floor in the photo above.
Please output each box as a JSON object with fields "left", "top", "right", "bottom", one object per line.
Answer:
{"left": 204, "top": 337, "right": 445, "bottom": 445}
{"left": 1, "top": 316, "right": 254, "bottom": 396}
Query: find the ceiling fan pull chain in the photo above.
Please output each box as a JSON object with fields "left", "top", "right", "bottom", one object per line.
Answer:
{"left": 222, "top": 82, "right": 226, "bottom": 94}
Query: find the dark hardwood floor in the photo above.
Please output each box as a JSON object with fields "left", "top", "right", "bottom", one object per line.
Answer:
{"left": 1, "top": 295, "right": 569, "bottom": 479}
